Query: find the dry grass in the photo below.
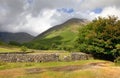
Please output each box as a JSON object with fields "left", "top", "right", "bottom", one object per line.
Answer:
{"left": 0, "top": 60, "right": 120, "bottom": 78}
{"left": 0, "top": 68, "right": 25, "bottom": 78}
{"left": 92, "top": 67, "right": 120, "bottom": 78}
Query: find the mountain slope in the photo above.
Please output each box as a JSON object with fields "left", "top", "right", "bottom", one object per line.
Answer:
{"left": 36, "top": 18, "right": 86, "bottom": 38}
{"left": 0, "top": 32, "right": 34, "bottom": 43}
{"left": 27, "top": 18, "right": 88, "bottom": 50}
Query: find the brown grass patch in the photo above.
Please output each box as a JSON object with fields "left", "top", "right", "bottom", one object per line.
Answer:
{"left": 0, "top": 68, "right": 25, "bottom": 78}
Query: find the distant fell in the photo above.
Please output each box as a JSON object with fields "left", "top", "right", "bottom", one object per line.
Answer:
{"left": 0, "top": 32, "right": 34, "bottom": 43}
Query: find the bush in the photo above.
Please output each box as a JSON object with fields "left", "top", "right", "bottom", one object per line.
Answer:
{"left": 21, "top": 46, "right": 28, "bottom": 53}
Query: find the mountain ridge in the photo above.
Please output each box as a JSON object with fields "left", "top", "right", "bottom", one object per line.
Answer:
{"left": 0, "top": 32, "right": 34, "bottom": 43}
{"left": 35, "top": 18, "right": 88, "bottom": 39}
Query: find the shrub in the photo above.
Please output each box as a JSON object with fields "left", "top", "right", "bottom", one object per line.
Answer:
{"left": 21, "top": 46, "right": 28, "bottom": 53}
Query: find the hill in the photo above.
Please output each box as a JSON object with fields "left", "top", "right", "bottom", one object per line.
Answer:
{"left": 26, "top": 18, "right": 88, "bottom": 50}
{"left": 0, "top": 32, "right": 34, "bottom": 43}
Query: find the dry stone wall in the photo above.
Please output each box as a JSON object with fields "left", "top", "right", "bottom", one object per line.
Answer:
{"left": 71, "top": 53, "right": 89, "bottom": 61}
{"left": 0, "top": 53, "right": 59, "bottom": 62}
{"left": 0, "top": 52, "right": 90, "bottom": 62}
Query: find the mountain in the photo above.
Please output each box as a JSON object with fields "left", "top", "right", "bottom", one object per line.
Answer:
{"left": 36, "top": 18, "right": 87, "bottom": 38}
{"left": 27, "top": 18, "right": 88, "bottom": 50}
{"left": 0, "top": 32, "right": 34, "bottom": 43}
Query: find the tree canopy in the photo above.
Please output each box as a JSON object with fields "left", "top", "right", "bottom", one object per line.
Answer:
{"left": 76, "top": 16, "right": 120, "bottom": 61}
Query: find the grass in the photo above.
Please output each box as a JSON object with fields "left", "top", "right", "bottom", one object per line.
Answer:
{"left": 0, "top": 45, "right": 35, "bottom": 53}
{"left": 29, "top": 22, "right": 81, "bottom": 49}
{"left": 18, "top": 67, "right": 120, "bottom": 78}
{"left": 0, "top": 60, "right": 106, "bottom": 70}
{"left": 0, "top": 59, "right": 118, "bottom": 78}
{"left": 18, "top": 70, "right": 96, "bottom": 78}
{"left": 1, "top": 68, "right": 120, "bottom": 78}
{"left": 0, "top": 47, "right": 20, "bottom": 53}
{"left": 115, "top": 62, "right": 120, "bottom": 66}
{"left": 0, "top": 45, "right": 119, "bottom": 78}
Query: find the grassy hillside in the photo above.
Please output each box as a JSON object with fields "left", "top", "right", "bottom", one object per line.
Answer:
{"left": 26, "top": 18, "right": 88, "bottom": 50}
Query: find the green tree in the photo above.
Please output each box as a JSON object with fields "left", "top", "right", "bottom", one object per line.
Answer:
{"left": 21, "top": 46, "right": 28, "bottom": 53}
{"left": 76, "top": 16, "right": 120, "bottom": 60}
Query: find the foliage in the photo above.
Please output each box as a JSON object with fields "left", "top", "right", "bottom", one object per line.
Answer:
{"left": 115, "top": 57, "right": 120, "bottom": 62}
{"left": 20, "top": 46, "right": 28, "bottom": 53}
{"left": 0, "top": 41, "right": 4, "bottom": 45}
{"left": 76, "top": 16, "right": 120, "bottom": 60}
{"left": 9, "top": 41, "right": 21, "bottom": 46}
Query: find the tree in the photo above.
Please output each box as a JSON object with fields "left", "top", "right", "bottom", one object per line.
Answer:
{"left": 21, "top": 46, "right": 28, "bottom": 53}
{"left": 51, "top": 43, "right": 57, "bottom": 50}
{"left": 76, "top": 16, "right": 120, "bottom": 61}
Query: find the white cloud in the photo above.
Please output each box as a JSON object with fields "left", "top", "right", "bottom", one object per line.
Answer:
{"left": 89, "top": 6, "right": 120, "bottom": 20}
{"left": 14, "top": 9, "right": 59, "bottom": 36}
{"left": 99, "top": 6, "right": 120, "bottom": 18}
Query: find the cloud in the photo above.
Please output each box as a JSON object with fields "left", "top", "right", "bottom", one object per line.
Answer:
{"left": 18, "top": 9, "right": 58, "bottom": 36}
{"left": 99, "top": 6, "right": 120, "bottom": 18}
{"left": 89, "top": 6, "right": 120, "bottom": 20}
{"left": 0, "top": 0, "right": 120, "bottom": 36}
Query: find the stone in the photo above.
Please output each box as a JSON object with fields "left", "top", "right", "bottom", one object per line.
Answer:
{"left": 63, "top": 55, "right": 71, "bottom": 61}
{"left": 71, "top": 52, "right": 89, "bottom": 61}
{"left": 0, "top": 53, "right": 59, "bottom": 62}
{"left": 0, "top": 52, "right": 91, "bottom": 62}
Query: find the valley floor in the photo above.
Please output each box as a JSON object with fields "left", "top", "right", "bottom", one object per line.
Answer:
{"left": 0, "top": 46, "right": 120, "bottom": 78}
{"left": 0, "top": 60, "right": 120, "bottom": 78}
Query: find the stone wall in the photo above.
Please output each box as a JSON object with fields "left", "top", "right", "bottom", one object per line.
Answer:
{"left": 0, "top": 53, "right": 59, "bottom": 62}
{"left": 71, "top": 53, "right": 89, "bottom": 61}
{"left": 0, "top": 52, "right": 90, "bottom": 62}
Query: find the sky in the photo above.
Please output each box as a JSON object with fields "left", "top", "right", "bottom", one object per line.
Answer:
{"left": 0, "top": 0, "right": 120, "bottom": 36}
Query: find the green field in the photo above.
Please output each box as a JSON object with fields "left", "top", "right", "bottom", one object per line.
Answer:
{"left": 0, "top": 47, "right": 20, "bottom": 53}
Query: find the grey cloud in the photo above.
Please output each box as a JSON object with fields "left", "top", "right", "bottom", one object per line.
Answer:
{"left": 0, "top": 0, "right": 25, "bottom": 30}
{"left": 80, "top": 0, "right": 120, "bottom": 11}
